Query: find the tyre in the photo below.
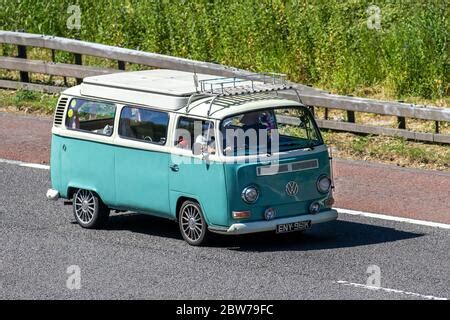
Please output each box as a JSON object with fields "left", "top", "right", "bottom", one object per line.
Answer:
{"left": 73, "top": 189, "right": 109, "bottom": 229}
{"left": 178, "top": 200, "right": 210, "bottom": 246}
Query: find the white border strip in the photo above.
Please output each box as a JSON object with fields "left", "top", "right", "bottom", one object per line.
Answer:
{"left": 337, "top": 208, "right": 450, "bottom": 230}
{"left": 335, "top": 280, "right": 448, "bottom": 300}
{"left": 0, "top": 158, "right": 50, "bottom": 170}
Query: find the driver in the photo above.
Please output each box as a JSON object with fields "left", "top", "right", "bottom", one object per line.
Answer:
{"left": 240, "top": 111, "right": 268, "bottom": 131}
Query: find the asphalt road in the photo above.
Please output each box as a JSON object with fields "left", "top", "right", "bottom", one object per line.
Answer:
{"left": 0, "top": 162, "right": 448, "bottom": 300}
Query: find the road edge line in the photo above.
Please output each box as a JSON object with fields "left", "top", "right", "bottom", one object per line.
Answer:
{"left": 334, "top": 280, "right": 448, "bottom": 300}
{"left": 0, "top": 158, "right": 50, "bottom": 170}
{"left": 336, "top": 207, "right": 450, "bottom": 230}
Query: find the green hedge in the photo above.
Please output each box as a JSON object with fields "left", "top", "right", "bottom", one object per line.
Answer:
{"left": 0, "top": 0, "right": 448, "bottom": 100}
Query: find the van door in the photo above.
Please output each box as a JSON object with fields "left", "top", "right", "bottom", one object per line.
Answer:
{"left": 169, "top": 116, "right": 228, "bottom": 226}
{"left": 114, "top": 106, "right": 171, "bottom": 216}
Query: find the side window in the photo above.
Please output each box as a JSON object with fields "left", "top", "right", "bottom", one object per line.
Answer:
{"left": 66, "top": 98, "right": 116, "bottom": 136}
{"left": 118, "top": 106, "right": 169, "bottom": 145}
{"left": 175, "top": 117, "right": 215, "bottom": 154}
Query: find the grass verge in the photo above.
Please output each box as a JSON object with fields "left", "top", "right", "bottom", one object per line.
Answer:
{"left": 0, "top": 88, "right": 58, "bottom": 115}
{"left": 323, "top": 131, "right": 450, "bottom": 172}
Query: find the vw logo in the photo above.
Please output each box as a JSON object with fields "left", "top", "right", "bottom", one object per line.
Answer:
{"left": 285, "top": 181, "right": 299, "bottom": 196}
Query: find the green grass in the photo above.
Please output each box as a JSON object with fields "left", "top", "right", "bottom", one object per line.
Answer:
{"left": 0, "top": 0, "right": 448, "bottom": 101}
{"left": 323, "top": 131, "right": 450, "bottom": 171}
{"left": 0, "top": 89, "right": 58, "bottom": 114}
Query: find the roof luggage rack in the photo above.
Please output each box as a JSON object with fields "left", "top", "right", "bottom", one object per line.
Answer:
{"left": 185, "top": 72, "right": 303, "bottom": 116}
{"left": 198, "top": 72, "right": 289, "bottom": 95}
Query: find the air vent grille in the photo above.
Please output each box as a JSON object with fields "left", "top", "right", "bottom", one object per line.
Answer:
{"left": 53, "top": 97, "right": 68, "bottom": 126}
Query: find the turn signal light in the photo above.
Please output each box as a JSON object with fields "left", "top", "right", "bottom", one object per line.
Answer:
{"left": 324, "top": 196, "right": 335, "bottom": 207}
{"left": 232, "top": 211, "right": 251, "bottom": 219}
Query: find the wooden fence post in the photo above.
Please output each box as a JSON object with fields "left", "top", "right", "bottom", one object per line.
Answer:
{"left": 16, "top": 30, "right": 29, "bottom": 83}
{"left": 118, "top": 60, "right": 126, "bottom": 70}
{"left": 397, "top": 117, "right": 406, "bottom": 129}
{"left": 347, "top": 111, "right": 355, "bottom": 123}
{"left": 74, "top": 53, "right": 83, "bottom": 84}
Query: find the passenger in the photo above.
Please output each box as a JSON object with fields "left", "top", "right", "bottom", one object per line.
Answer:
{"left": 195, "top": 122, "right": 216, "bottom": 154}
{"left": 176, "top": 135, "right": 190, "bottom": 149}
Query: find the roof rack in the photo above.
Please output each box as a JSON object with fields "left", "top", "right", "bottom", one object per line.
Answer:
{"left": 185, "top": 72, "right": 303, "bottom": 116}
{"left": 197, "top": 72, "right": 288, "bottom": 95}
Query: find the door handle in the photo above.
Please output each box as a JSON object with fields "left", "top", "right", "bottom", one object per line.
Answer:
{"left": 170, "top": 164, "right": 179, "bottom": 172}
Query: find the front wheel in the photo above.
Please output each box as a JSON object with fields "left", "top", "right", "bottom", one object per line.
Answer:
{"left": 73, "top": 189, "right": 109, "bottom": 229}
{"left": 178, "top": 201, "right": 210, "bottom": 246}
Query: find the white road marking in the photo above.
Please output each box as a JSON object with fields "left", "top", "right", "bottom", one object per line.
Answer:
{"left": 0, "top": 158, "right": 50, "bottom": 170}
{"left": 0, "top": 157, "right": 449, "bottom": 230}
{"left": 336, "top": 208, "right": 450, "bottom": 230}
{"left": 335, "top": 280, "right": 448, "bottom": 300}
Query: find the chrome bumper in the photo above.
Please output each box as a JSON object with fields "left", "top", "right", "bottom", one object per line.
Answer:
{"left": 209, "top": 209, "right": 338, "bottom": 235}
{"left": 46, "top": 189, "right": 60, "bottom": 201}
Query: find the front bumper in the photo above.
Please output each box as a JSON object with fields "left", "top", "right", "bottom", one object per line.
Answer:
{"left": 46, "top": 189, "right": 60, "bottom": 201}
{"left": 209, "top": 209, "right": 338, "bottom": 235}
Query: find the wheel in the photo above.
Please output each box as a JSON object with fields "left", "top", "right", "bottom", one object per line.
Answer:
{"left": 73, "top": 189, "right": 109, "bottom": 229}
{"left": 178, "top": 200, "right": 210, "bottom": 246}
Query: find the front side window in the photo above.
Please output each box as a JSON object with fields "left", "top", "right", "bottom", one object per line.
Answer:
{"left": 220, "top": 106, "right": 323, "bottom": 156}
{"left": 66, "top": 98, "right": 116, "bottom": 136}
{"left": 175, "top": 117, "right": 215, "bottom": 154}
{"left": 118, "top": 106, "right": 169, "bottom": 145}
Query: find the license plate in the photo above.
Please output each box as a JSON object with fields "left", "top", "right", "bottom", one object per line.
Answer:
{"left": 276, "top": 221, "right": 311, "bottom": 234}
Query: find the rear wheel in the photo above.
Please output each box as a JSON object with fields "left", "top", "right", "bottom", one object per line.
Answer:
{"left": 178, "top": 200, "right": 209, "bottom": 246}
{"left": 73, "top": 189, "right": 109, "bottom": 229}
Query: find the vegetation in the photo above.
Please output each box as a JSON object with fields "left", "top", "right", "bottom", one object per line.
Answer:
{"left": 0, "top": 0, "right": 448, "bottom": 101}
{"left": 323, "top": 131, "right": 450, "bottom": 171}
{"left": 0, "top": 89, "right": 57, "bottom": 114}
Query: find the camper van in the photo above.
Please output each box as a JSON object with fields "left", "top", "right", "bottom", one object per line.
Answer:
{"left": 46, "top": 69, "right": 337, "bottom": 245}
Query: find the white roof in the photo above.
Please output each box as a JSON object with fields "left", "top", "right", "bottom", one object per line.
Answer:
{"left": 82, "top": 69, "right": 212, "bottom": 97}
{"left": 63, "top": 69, "right": 301, "bottom": 119}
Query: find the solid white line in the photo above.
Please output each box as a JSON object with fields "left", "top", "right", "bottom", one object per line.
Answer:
{"left": 335, "top": 280, "right": 448, "bottom": 300}
{"left": 336, "top": 207, "right": 450, "bottom": 230}
{"left": 0, "top": 158, "right": 50, "bottom": 170}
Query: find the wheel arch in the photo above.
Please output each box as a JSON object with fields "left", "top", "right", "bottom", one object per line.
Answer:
{"left": 67, "top": 186, "right": 105, "bottom": 205}
{"left": 175, "top": 196, "right": 210, "bottom": 225}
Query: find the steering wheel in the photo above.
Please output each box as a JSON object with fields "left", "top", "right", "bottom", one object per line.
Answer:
{"left": 143, "top": 136, "right": 153, "bottom": 142}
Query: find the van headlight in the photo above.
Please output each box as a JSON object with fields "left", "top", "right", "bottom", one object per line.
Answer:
{"left": 317, "top": 175, "right": 331, "bottom": 194}
{"left": 241, "top": 186, "right": 259, "bottom": 204}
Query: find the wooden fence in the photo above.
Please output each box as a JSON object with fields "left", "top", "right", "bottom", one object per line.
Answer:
{"left": 1, "top": 30, "right": 449, "bottom": 144}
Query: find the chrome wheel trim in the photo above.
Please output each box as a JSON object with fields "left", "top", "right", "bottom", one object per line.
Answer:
{"left": 181, "top": 204, "right": 203, "bottom": 242}
{"left": 74, "top": 190, "right": 96, "bottom": 224}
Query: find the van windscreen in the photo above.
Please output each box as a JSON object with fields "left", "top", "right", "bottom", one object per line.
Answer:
{"left": 220, "top": 106, "right": 323, "bottom": 156}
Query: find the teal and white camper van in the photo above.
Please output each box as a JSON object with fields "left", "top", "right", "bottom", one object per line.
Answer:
{"left": 47, "top": 69, "right": 337, "bottom": 245}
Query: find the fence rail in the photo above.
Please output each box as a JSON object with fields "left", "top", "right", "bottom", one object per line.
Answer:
{"left": 1, "top": 30, "right": 449, "bottom": 144}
